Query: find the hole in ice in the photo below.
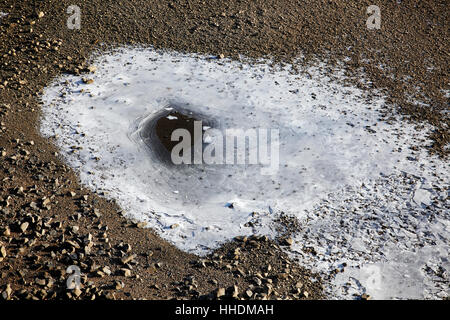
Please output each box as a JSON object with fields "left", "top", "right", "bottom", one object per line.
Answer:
{"left": 139, "top": 102, "right": 216, "bottom": 165}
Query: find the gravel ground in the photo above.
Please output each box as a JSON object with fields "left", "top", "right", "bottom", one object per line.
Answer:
{"left": 0, "top": 0, "right": 448, "bottom": 300}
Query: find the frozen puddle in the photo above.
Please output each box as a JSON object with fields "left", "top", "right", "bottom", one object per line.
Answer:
{"left": 40, "top": 47, "right": 449, "bottom": 299}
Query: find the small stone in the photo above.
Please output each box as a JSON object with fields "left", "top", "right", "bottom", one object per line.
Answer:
{"left": 37, "top": 12, "right": 45, "bottom": 19}
{"left": 93, "top": 209, "right": 102, "bottom": 218}
{"left": 2, "top": 284, "right": 12, "bottom": 299}
{"left": 20, "top": 222, "right": 29, "bottom": 233}
{"left": 136, "top": 222, "right": 147, "bottom": 229}
{"left": 65, "top": 240, "right": 80, "bottom": 249}
{"left": 95, "top": 270, "right": 105, "bottom": 278}
{"left": 262, "top": 284, "right": 273, "bottom": 295}
{"left": 102, "top": 266, "right": 112, "bottom": 276}
{"left": 0, "top": 246, "right": 6, "bottom": 258}
{"left": 216, "top": 288, "right": 226, "bottom": 298}
{"left": 87, "top": 65, "right": 97, "bottom": 73}
{"left": 236, "top": 268, "right": 246, "bottom": 277}
{"left": 121, "top": 254, "right": 136, "bottom": 265}
{"left": 151, "top": 284, "right": 160, "bottom": 290}
{"left": 121, "top": 268, "right": 132, "bottom": 277}
{"left": 82, "top": 78, "right": 94, "bottom": 84}
{"left": 229, "top": 285, "right": 239, "bottom": 298}
{"left": 234, "top": 236, "right": 248, "bottom": 242}
{"left": 114, "top": 280, "right": 124, "bottom": 290}
{"left": 278, "top": 273, "right": 289, "bottom": 280}
{"left": 73, "top": 287, "right": 82, "bottom": 297}
{"left": 104, "top": 292, "right": 115, "bottom": 300}
{"left": 361, "top": 293, "right": 371, "bottom": 300}
{"left": 245, "top": 289, "right": 253, "bottom": 298}
{"left": 42, "top": 198, "right": 51, "bottom": 207}
{"left": 283, "top": 238, "right": 293, "bottom": 246}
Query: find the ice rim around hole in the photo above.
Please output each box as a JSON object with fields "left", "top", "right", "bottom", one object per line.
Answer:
{"left": 39, "top": 46, "right": 449, "bottom": 299}
{"left": 131, "top": 100, "right": 220, "bottom": 167}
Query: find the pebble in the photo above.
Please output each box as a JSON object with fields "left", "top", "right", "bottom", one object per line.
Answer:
{"left": 121, "top": 254, "right": 136, "bottom": 265}
{"left": 29, "top": 202, "right": 39, "bottom": 211}
{"left": 87, "top": 65, "right": 97, "bottom": 73}
{"left": 121, "top": 268, "right": 132, "bottom": 277}
{"left": 73, "top": 288, "right": 82, "bottom": 297}
{"left": 114, "top": 280, "right": 124, "bottom": 290}
{"left": 361, "top": 293, "right": 371, "bottom": 300}
{"left": 136, "top": 222, "right": 147, "bottom": 229}
{"left": 81, "top": 78, "right": 94, "bottom": 84}
{"left": 216, "top": 287, "right": 226, "bottom": 298}
{"left": 102, "top": 266, "right": 112, "bottom": 276}
{"left": 42, "top": 198, "right": 51, "bottom": 207}
{"left": 229, "top": 285, "right": 239, "bottom": 298}
{"left": 2, "top": 284, "right": 12, "bottom": 299}
{"left": 20, "top": 222, "right": 29, "bottom": 233}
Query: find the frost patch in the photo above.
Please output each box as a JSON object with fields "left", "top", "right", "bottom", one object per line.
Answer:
{"left": 40, "top": 47, "right": 449, "bottom": 299}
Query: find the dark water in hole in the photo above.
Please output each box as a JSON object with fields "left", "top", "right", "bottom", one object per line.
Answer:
{"left": 140, "top": 103, "right": 216, "bottom": 165}
{"left": 156, "top": 111, "right": 199, "bottom": 152}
